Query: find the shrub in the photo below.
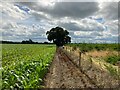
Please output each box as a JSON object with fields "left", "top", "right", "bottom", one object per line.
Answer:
{"left": 105, "top": 55, "right": 120, "bottom": 65}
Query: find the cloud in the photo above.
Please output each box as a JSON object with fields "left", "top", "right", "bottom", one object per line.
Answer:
{"left": 1, "top": 2, "right": 48, "bottom": 42}
{"left": 104, "top": 20, "right": 118, "bottom": 35}
{"left": 57, "top": 16, "right": 118, "bottom": 43}
{"left": 98, "top": 2, "right": 118, "bottom": 20}
{"left": 18, "top": 2, "right": 99, "bottom": 19}
{"left": 1, "top": 1, "right": 119, "bottom": 43}
{"left": 47, "top": 2, "right": 99, "bottom": 18}
{"left": 15, "top": 4, "right": 30, "bottom": 13}
{"left": 59, "top": 18, "right": 105, "bottom": 32}
{"left": 2, "top": 22, "right": 47, "bottom": 42}
{"left": 1, "top": 2, "right": 29, "bottom": 20}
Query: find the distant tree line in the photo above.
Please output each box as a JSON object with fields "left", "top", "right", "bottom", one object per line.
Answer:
{"left": 1, "top": 39, "right": 52, "bottom": 44}
{"left": 21, "top": 39, "right": 38, "bottom": 44}
{"left": 1, "top": 41, "right": 21, "bottom": 44}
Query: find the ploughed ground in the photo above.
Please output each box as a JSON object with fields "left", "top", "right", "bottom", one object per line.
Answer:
{"left": 43, "top": 48, "right": 120, "bottom": 88}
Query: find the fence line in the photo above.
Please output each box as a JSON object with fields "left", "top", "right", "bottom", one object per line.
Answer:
{"left": 62, "top": 46, "right": 119, "bottom": 88}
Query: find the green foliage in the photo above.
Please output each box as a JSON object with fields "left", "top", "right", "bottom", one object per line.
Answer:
{"left": 105, "top": 55, "right": 120, "bottom": 65}
{"left": 104, "top": 64, "right": 120, "bottom": 79}
{"left": 68, "top": 43, "right": 119, "bottom": 52}
{"left": 67, "top": 43, "right": 119, "bottom": 65}
{"left": 46, "top": 27, "right": 71, "bottom": 46}
{"left": 2, "top": 44, "right": 56, "bottom": 89}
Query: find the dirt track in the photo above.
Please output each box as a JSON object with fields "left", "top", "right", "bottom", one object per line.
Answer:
{"left": 44, "top": 47, "right": 120, "bottom": 88}
{"left": 44, "top": 48, "right": 100, "bottom": 88}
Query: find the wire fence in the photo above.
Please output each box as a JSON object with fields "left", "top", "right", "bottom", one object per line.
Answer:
{"left": 63, "top": 46, "right": 92, "bottom": 72}
{"left": 62, "top": 46, "right": 119, "bottom": 88}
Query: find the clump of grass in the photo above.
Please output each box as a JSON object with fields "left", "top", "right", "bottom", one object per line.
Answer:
{"left": 104, "top": 64, "right": 120, "bottom": 79}
{"left": 105, "top": 55, "right": 120, "bottom": 65}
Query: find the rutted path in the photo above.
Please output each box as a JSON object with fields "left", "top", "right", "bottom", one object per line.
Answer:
{"left": 44, "top": 48, "right": 99, "bottom": 88}
{"left": 43, "top": 53, "right": 61, "bottom": 88}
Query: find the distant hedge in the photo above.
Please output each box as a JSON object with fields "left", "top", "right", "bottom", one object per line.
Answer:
{"left": 67, "top": 43, "right": 119, "bottom": 52}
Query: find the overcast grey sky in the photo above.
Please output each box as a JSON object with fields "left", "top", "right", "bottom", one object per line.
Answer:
{"left": 1, "top": 0, "right": 119, "bottom": 43}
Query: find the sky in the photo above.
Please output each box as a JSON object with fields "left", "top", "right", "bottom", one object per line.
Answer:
{"left": 0, "top": 0, "right": 119, "bottom": 43}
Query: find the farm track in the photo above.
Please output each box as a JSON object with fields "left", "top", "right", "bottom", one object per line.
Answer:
{"left": 44, "top": 48, "right": 100, "bottom": 88}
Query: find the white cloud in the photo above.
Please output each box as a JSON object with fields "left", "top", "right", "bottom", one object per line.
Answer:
{"left": 1, "top": 2, "right": 29, "bottom": 20}
{"left": 1, "top": 1, "right": 119, "bottom": 43}
{"left": 18, "top": 2, "right": 99, "bottom": 19}
{"left": 98, "top": 2, "right": 118, "bottom": 20}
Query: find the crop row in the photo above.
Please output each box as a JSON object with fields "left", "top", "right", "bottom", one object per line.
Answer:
{"left": 2, "top": 44, "right": 56, "bottom": 89}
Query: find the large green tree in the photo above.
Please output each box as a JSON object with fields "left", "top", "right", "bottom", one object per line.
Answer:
{"left": 46, "top": 27, "right": 71, "bottom": 46}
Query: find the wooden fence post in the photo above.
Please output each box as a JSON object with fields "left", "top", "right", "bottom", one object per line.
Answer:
{"left": 70, "top": 47, "right": 71, "bottom": 53}
{"left": 79, "top": 51, "right": 81, "bottom": 68}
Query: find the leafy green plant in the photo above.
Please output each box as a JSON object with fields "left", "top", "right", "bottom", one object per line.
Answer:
{"left": 2, "top": 44, "right": 56, "bottom": 89}
{"left": 105, "top": 55, "right": 120, "bottom": 65}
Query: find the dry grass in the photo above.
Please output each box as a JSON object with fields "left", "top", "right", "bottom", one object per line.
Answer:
{"left": 86, "top": 50, "right": 118, "bottom": 58}
{"left": 64, "top": 47, "right": 120, "bottom": 87}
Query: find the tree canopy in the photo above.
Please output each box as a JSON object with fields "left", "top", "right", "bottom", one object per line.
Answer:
{"left": 46, "top": 27, "right": 71, "bottom": 46}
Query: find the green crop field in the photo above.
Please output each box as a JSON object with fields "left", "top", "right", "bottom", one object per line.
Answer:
{"left": 2, "top": 44, "right": 56, "bottom": 89}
